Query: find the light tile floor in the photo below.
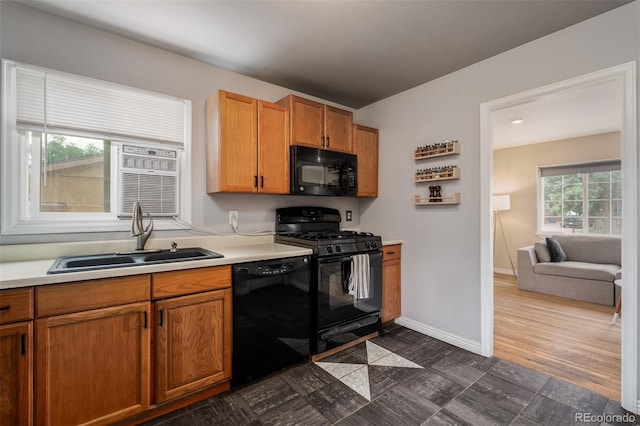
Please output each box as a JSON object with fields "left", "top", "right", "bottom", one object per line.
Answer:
{"left": 143, "top": 324, "right": 638, "bottom": 426}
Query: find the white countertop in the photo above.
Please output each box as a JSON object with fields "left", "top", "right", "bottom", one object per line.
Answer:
{"left": 0, "top": 238, "right": 310, "bottom": 289}
{"left": 0, "top": 234, "right": 402, "bottom": 290}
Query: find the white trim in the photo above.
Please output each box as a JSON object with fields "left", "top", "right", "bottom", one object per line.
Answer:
{"left": 1, "top": 59, "right": 194, "bottom": 237}
{"left": 394, "top": 316, "right": 482, "bottom": 355}
{"left": 480, "top": 62, "right": 637, "bottom": 413}
{"left": 493, "top": 267, "right": 515, "bottom": 276}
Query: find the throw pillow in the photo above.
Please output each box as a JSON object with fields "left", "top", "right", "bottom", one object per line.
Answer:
{"left": 546, "top": 237, "right": 567, "bottom": 262}
{"left": 534, "top": 241, "right": 551, "bottom": 262}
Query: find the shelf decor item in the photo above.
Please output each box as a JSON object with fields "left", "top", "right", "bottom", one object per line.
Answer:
{"left": 414, "top": 192, "right": 460, "bottom": 205}
{"left": 414, "top": 140, "right": 459, "bottom": 160}
{"left": 414, "top": 165, "right": 460, "bottom": 182}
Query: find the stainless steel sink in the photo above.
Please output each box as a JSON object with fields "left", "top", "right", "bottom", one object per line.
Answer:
{"left": 47, "top": 247, "right": 223, "bottom": 274}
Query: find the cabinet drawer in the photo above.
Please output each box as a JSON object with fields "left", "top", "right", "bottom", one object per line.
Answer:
{"left": 382, "top": 244, "right": 401, "bottom": 261}
{"left": 0, "top": 287, "right": 34, "bottom": 324}
{"left": 36, "top": 275, "right": 150, "bottom": 317}
{"left": 152, "top": 266, "right": 231, "bottom": 299}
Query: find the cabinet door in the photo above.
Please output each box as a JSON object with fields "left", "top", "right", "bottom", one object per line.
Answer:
{"left": 155, "top": 289, "right": 231, "bottom": 403}
{"left": 218, "top": 90, "right": 258, "bottom": 192}
{"left": 324, "top": 106, "right": 353, "bottom": 153}
{"left": 258, "top": 100, "right": 290, "bottom": 194}
{"left": 288, "top": 96, "right": 324, "bottom": 148}
{"left": 36, "top": 302, "right": 150, "bottom": 425}
{"left": 353, "top": 125, "right": 379, "bottom": 197}
{"left": 0, "top": 321, "right": 32, "bottom": 426}
{"left": 382, "top": 245, "right": 401, "bottom": 323}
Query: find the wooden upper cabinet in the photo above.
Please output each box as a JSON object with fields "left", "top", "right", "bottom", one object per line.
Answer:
{"left": 353, "top": 124, "right": 379, "bottom": 197}
{"left": 279, "top": 95, "right": 324, "bottom": 149}
{"left": 206, "top": 91, "right": 289, "bottom": 194}
{"left": 324, "top": 106, "right": 353, "bottom": 153}
{"left": 207, "top": 90, "right": 258, "bottom": 193}
{"left": 258, "top": 100, "right": 290, "bottom": 194}
{"left": 278, "top": 95, "right": 353, "bottom": 153}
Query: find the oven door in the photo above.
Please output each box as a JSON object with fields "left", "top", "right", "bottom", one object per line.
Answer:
{"left": 316, "top": 250, "right": 382, "bottom": 330}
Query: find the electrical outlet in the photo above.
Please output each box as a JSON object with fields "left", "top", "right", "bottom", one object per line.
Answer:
{"left": 229, "top": 210, "right": 239, "bottom": 227}
{"left": 346, "top": 210, "right": 352, "bottom": 221}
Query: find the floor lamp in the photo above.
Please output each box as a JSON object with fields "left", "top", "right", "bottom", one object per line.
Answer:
{"left": 494, "top": 194, "right": 516, "bottom": 276}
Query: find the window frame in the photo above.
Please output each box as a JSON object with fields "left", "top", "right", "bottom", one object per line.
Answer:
{"left": 1, "top": 59, "right": 192, "bottom": 236}
{"left": 537, "top": 159, "right": 622, "bottom": 236}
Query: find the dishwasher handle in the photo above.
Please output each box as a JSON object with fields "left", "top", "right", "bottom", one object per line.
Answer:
{"left": 234, "top": 255, "right": 310, "bottom": 277}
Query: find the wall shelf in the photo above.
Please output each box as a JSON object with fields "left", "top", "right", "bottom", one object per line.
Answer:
{"left": 414, "top": 167, "right": 460, "bottom": 183}
{"left": 414, "top": 193, "right": 460, "bottom": 205}
{"left": 414, "top": 141, "right": 460, "bottom": 160}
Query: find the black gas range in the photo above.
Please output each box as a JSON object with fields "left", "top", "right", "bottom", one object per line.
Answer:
{"left": 275, "top": 207, "right": 383, "bottom": 355}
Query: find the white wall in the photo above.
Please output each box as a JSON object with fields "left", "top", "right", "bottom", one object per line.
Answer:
{"left": 355, "top": 2, "right": 639, "bottom": 349}
{"left": 0, "top": 2, "right": 360, "bottom": 244}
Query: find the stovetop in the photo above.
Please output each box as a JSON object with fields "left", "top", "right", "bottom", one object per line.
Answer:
{"left": 275, "top": 207, "right": 381, "bottom": 256}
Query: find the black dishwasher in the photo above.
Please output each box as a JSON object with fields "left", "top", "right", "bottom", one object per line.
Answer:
{"left": 232, "top": 255, "right": 311, "bottom": 386}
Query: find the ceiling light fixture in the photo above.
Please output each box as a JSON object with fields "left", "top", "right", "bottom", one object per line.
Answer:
{"left": 510, "top": 118, "right": 525, "bottom": 125}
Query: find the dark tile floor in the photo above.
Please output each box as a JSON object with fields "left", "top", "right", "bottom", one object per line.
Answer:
{"left": 143, "top": 324, "right": 638, "bottom": 426}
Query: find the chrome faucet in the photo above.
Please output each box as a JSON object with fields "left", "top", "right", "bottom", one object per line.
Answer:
{"left": 131, "top": 201, "right": 153, "bottom": 251}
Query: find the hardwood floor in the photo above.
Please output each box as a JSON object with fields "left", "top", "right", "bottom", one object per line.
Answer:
{"left": 493, "top": 273, "right": 621, "bottom": 401}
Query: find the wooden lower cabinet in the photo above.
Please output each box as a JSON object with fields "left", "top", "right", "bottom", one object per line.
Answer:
{"left": 382, "top": 244, "right": 402, "bottom": 323}
{"left": 0, "top": 321, "right": 33, "bottom": 426}
{"left": 155, "top": 289, "right": 232, "bottom": 403}
{"left": 35, "top": 302, "right": 151, "bottom": 425}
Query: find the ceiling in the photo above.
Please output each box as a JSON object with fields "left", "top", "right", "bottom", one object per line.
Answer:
{"left": 492, "top": 78, "right": 622, "bottom": 149}
{"left": 12, "top": 0, "right": 632, "bottom": 110}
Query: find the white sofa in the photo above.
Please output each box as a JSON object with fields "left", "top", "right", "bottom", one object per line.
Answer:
{"left": 517, "top": 234, "right": 621, "bottom": 306}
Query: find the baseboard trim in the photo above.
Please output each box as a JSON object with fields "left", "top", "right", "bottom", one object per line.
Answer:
{"left": 494, "top": 267, "right": 515, "bottom": 276}
{"left": 394, "top": 316, "right": 482, "bottom": 356}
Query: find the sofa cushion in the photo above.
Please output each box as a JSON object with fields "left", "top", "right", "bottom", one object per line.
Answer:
{"left": 546, "top": 237, "right": 567, "bottom": 262}
{"left": 534, "top": 241, "right": 551, "bottom": 262}
{"left": 553, "top": 234, "right": 621, "bottom": 265}
{"left": 534, "top": 261, "right": 620, "bottom": 282}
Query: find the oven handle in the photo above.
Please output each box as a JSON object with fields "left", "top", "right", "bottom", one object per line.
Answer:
{"left": 318, "top": 251, "right": 382, "bottom": 265}
{"left": 319, "top": 314, "right": 380, "bottom": 340}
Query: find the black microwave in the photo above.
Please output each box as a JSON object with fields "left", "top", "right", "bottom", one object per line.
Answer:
{"left": 290, "top": 145, "right": 357, "bottom": 196}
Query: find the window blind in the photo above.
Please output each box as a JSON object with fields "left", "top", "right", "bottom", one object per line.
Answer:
{"left": 15, "top": 64, "right": 186, "bottom": 146}
{"left": 539, "top": 160, "right": 621, "bottom": 177}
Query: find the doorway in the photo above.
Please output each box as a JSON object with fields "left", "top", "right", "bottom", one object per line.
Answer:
{"left": 479, "top": 62, "right": 637, "bottom": 411}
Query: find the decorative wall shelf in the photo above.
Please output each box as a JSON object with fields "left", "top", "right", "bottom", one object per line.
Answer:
{"left": 414, "top": 141, "right": 460, "bottom": 160}
{"left": 414, "top": 192, "right": 460, "bottom": 206}
{"left": 414, "top": 166, "right": 460, "bottom": 183}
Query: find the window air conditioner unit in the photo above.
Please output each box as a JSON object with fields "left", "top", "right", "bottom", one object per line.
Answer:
{"left": 118, "top": 144, "right": 179, "bottom": 217}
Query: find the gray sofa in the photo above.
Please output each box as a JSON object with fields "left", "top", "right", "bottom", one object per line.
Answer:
{"left": 517, "top": 234, "right": 621, "bottom": 305}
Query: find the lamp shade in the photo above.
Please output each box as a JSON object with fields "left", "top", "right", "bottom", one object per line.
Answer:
{"left": 493, "top": 194, "right": 511, "bottom": 211}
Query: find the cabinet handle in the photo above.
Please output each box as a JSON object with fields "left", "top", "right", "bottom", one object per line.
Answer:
{"left": 326, "top": 136, "right": 330, "bottom": 147}
{"left": 0, "top": 305, "right": 10, "bottom": 311}
{"left": 260, "top": 176, "right": 264, "bottom": 187}
{"left": 254, "top": 175, "right": 258, "bottom": 187}
{"left": 143, "top": 311, "right": 148, "bottom": 328}
{"left": 21, "top": 333, "right": 26, "bottom": 356}
{"left": 159, "top": 309, "right": 164, "bottom": 327}
{"left": 385, "top": 251, "right": 395, "bottom": 255}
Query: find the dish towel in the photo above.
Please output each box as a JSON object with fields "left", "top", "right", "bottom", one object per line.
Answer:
{"left": 348, "top": 254, "right": 370, "bottom": 300}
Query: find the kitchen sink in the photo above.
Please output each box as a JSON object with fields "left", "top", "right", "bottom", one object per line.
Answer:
{"left": 47, "top": 247, "right": 224, "bottom": 274}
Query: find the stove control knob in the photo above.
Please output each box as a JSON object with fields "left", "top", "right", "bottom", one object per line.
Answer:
{"left": 365, "top": 241, "right": 371, "bottom": 249}
{"left": 335, "top": 245, "right": 342, "bottom": 253}
{"left": 326, "top": 246, "right": 333, "bottom": 254}
{"left": 371, "top": 241, "right": 377, "bottom": 248}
